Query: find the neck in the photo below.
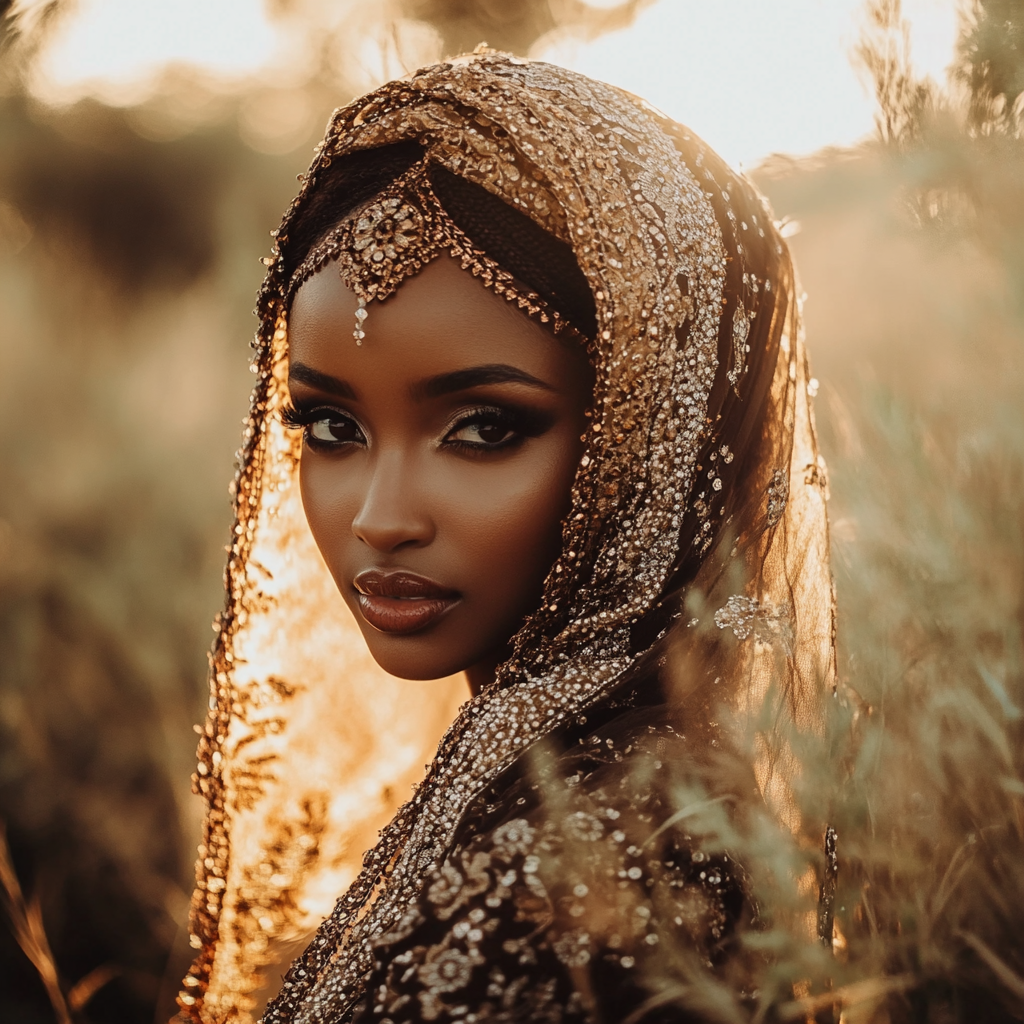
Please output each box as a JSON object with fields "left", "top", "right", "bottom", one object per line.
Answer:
{"left": 464, "top": 648, "right": 508, "bottom": 696}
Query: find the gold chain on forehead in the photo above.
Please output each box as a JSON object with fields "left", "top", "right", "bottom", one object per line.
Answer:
{"left": 286, "top": 164, "right": 586, "bottom": 346}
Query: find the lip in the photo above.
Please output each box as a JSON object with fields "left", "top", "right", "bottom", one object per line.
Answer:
{"left": 353, "top": 569, "right": 461, "bottom": 635}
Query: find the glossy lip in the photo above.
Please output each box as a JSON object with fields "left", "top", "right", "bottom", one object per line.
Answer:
{"left": 353, "top": 569, "right": 461, "bottom": 635}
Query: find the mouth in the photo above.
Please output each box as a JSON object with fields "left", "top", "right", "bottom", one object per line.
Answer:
{"left": 353, "top": 569, "right": 461, "bottom": 635}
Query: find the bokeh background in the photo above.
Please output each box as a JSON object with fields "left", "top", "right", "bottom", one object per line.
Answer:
{"left": 1, "top": 0, "right": 1023, "bottom": 1021}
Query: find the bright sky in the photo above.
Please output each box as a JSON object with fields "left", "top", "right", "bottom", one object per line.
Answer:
{"left": 28, "top": 0, "right": 962, "bottom": 167}
{"left": 539, "top": 0, "right": 962, "bottom": 167}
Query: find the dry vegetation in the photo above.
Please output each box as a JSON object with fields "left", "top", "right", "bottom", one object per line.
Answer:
{"left": 0, "top": 0, "right": 1022, "bottom": 1021}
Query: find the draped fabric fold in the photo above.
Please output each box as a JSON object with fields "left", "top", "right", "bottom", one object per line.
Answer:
{"left": 177, "top": 53, "right": 835, "bottom": 1024}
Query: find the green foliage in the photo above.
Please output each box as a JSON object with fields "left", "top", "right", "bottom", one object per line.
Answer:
{"left": 855, "top": 0, "right": 936, "bottom": 150}
{"left": 752, "top": 104, "right": 1024, "bottom": 1017}
{"left": 820, "top": 386, "right": 1024, "bottom": 1021}
{"left": 0, "top": 92, "right": 293, "bottom": 1022}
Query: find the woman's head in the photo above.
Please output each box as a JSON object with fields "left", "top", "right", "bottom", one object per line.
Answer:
{"left": 185, "top": 56, "right": 834, "bottom": 1024}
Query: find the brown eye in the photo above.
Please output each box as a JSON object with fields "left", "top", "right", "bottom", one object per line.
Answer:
{"left": 446, "top": 413, "right": 518, "bottom": 448}
{"left": 308, "top": 414, "right": 364, "bottom": 445}
{"left": 475, "top": 422, "right": 514, "bottom": 444}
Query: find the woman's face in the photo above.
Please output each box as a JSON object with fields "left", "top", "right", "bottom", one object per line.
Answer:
{"left": 288, "top": 253, "right": 593, "bottom": 691}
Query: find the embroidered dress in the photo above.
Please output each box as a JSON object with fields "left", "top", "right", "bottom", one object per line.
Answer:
{"left": 178, "top": 53, "right": 835, "bottom": 1024}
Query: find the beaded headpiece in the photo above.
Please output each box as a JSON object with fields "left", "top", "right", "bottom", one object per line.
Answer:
{"left": 286, "top": 164, "right": 583, "bottom": 345}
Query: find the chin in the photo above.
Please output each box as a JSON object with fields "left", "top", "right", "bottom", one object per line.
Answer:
{"left": 358, "top": 630, "right": 470, "bottom": 682}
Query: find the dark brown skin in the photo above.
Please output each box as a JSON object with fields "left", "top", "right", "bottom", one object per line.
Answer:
{"left": 287, "top": 254, "right": 593, "bottom": 694}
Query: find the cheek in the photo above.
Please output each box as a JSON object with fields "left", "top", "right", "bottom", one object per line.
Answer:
{"left": 439, "top": 436, "right": 581, "bottom": 593}
{"left": 298, "top": 456, "right": 359, "bottom": 560}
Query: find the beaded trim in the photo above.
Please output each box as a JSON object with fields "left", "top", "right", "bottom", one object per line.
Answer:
{"left": 286, "top": 164, "right": 585, "bottom": 346}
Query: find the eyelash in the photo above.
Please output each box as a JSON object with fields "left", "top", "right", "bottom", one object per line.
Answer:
{"left": 281, "top": 404, "right": 332, "bottom": 430}
{"left": 280, "top": 404, "right": 546, "bottom": 453}
{"left": 442, "top": 406, "right": 532, "bottom": 453}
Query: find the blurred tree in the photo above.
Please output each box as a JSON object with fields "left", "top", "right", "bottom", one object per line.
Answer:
{"left": 0, "top": 0, "right": 66, "bottom": 84}
{"left": 0, "top": 90, "right": 286, "bottom": 1021}
{"left": 0, "top": 97, "right": 223, "bottom": 294}
{"left": 954, "top": 0, "right": 1024, "bottom": 136}
{"left": 398, "top": 0, "right": 654, "bottom": 58}
{"left": 854, "top": 0, "right": 935, "bottom": 150}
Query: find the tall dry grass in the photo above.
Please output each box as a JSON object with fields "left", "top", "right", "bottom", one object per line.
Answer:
{"left": 744, "top": 26, "right": 1024, "bottom": 1007}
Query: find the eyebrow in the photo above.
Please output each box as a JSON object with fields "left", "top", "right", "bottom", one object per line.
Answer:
{"left": 288, "top": 362, "right": 356, "bottom": 399}
{"left": 415, "top": 364, "right": 556, "bottom": 399}
{"left": 288, "top": 361, "right": 556, "bottom": 403}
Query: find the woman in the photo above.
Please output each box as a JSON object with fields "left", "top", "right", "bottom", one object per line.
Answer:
{"left": 178, "top": 52, "right": 835, "bottom": 1024}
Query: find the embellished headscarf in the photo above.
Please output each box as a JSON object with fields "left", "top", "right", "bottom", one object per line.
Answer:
{"left": 178, "top": 53, "right": 834, "bottom": 1023}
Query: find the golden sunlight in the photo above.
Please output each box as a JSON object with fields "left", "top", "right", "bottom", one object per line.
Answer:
{"left": 28, "top": 0, "right": 960, "bottom": 166}
{"left": 538, "top": 0, "right": 961, "bottom": 166}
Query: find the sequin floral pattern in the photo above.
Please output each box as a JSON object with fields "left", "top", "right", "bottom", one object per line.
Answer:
{"left": 351, "top": 723, "right": 749, "bottom": 1024}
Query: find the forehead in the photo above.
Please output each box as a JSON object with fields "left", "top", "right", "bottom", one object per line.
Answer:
{"left": 287, "top": 253, "right": 588, "bottom": 389}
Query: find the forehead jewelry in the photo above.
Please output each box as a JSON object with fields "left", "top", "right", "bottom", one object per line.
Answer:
{"left": 286, "top": 163, "right": 582, "bottom": 346}
{"left": 354, "top": 299, "right": 367, "bottom": 344}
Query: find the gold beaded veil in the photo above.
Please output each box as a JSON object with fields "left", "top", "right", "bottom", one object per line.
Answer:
{"left": 178, "top": 54, "right": 835, "bottom": 1024}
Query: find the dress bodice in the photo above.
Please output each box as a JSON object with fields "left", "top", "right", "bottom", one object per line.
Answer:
{"left": 349, "top": 694, "right": 752, "bottom": 1024}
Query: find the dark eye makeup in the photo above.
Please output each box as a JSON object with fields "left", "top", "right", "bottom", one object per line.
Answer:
{"left": 281, "top": 404, "right": 366, "bottom": 448}
{"left": 280, "top": 401, "right": 555, "bottom": 454}
{"left": 441, "top": 405, "right": 554, "bottom": 453}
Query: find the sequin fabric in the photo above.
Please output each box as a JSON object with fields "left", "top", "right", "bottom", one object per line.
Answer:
{"left": 350, "top": 721, "right": 750, "bottom": 1024}
{"left": 180, "top": 53, "right": 837, "bottom": 1024}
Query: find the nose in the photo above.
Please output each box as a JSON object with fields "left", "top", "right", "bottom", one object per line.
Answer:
{"left": 351, "top": 451, "right": 435, "bottom": 553}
